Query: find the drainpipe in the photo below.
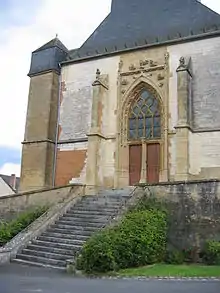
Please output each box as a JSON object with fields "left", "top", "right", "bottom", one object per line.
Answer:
{"left": 52, "top": 63, "right": 62, "bottom": 187}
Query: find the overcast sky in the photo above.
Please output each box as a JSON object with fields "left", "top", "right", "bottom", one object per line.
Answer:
{"left": 0, "top": 0, "right": 219, "bottom": 176}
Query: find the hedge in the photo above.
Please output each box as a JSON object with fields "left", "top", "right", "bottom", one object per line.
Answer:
{"left": 202, "top": 240, "right": 220, "bottom": 265}
{"left": 77, "top": 208, "right": 167, "bottom": 273}
{"left": 0, "top": 206, "right": 48, "bottom": 247}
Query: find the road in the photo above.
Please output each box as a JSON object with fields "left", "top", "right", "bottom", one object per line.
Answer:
{"left": 0, "top": 264, "right": 219, "bottom": 293}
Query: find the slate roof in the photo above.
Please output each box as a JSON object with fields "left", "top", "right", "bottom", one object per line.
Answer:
{"left": 0, "top": 174, "right": 20, "bottom": 193}
{"left": 33, "top": 37, "right": 69, "bottom": 53}
{"left": 66, "top": 0, "right": 220, "bottom": 62}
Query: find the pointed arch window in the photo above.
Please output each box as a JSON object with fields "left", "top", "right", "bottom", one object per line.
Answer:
{"left": 128, "top": 89, "right": 161, "bottom": 140}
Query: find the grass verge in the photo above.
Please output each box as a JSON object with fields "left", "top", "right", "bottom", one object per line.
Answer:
{"left": 115, "top": 264, "right": 220, "bottom": 278}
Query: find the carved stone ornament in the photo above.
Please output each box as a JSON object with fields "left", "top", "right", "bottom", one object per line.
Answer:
{"left": 129, "top": 64, "right": 136, "bottom": 71}
{"left": 140, "top": 60, "right": 149, "bottom": 67}
{"left": 149, "top": 60, "right": 158, "bottom": 67}
{"left": 92, "top": 68, "right": 109, "bottom": 90}
{"left": 179, "top": 56, "right": 185, "bottom": 66}
{"left": 157, "top": 73, "right": 164, "bottom": 81}
{"left": 176, "top": 56, "right": 192, "bottom": 76}
{"left": 96, "top": 68, "right": 101, "bottom": 80}
{"left": 118, "top": 60, "right": 123, "bottom": 72}
{"left": 121, "top": 79, "right": 128, "bottom": 86}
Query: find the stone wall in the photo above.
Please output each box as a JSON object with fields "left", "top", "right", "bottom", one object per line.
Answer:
{"left": 57, "top": 55, "right": 120, "bottom": 186}
{"left": 168, "top": 36, "right": 220, "bottom": 179}
{"left": 136, "top": 180, "right": 220, "bottom": 250}
{"left": 0, "top": 184, "right": 84, "bottom": 221}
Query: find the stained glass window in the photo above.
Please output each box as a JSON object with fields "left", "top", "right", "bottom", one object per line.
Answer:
{"left": 128, "top": 90, "right": 161, "bottom": 140}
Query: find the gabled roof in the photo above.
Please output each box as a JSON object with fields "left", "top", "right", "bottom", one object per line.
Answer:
{"left": 33, "top": 37, "right": 69, "bottom": 53}
{"left": 69, "top": 0, "right": 220, "bottom": 61}
{"left": 0, "top": 174, "right": 20, "bottom": 192}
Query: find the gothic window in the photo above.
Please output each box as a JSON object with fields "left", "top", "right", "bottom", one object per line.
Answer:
{"left": 128, "top": 89, "right": 161, "bottom": 140}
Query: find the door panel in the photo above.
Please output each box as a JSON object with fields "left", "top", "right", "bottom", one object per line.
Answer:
{"left": 147, "top": 143, "right": 160, "bottom": 183}
{"left": 129, "top": 145, "right": 142, "bottom": 186}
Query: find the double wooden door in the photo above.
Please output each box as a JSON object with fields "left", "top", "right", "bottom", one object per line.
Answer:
{"left": 129, "top": 143, "right": 160, "bottom": 186}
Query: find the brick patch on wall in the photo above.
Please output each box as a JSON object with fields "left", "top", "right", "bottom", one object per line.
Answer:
{"left": 55, "top": 149, "right": 87, "bottom": 186}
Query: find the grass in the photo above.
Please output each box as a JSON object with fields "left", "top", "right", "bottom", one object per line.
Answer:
{"left": 116, "top": 264, "right": 220, "bottom": 278}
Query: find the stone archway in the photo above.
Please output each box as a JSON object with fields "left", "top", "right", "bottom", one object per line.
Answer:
{"left": 116, "top": 80, "right": 167, "bottom": 187}
{"left": 128, "top": 88, "right": 162, "bottom": 185}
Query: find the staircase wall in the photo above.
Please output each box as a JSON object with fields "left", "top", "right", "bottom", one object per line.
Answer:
{"left": 0, "top": 184, "right": 84, "bottom": 222}
{"left": 0, "top": 185, "right": 85, "bottom": 265}
{"left": 136, "top": 179, "right": 220, "bottom": 250}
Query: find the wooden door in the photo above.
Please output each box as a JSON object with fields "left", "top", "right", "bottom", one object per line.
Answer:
{"left": 147, "top": 143, "right": 160, "bottom": 183}
{"left": 129, "top": 145, "right": 142, "bottom": 186}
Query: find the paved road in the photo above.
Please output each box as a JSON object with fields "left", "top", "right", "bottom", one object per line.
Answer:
{"left": 0, "top": 264, "right": 219, "bottom": 293}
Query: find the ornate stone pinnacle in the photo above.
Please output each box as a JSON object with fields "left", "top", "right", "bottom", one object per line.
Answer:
{"left": 96, "top": 68, "right": 101, "bottom": 79}
{"left": 179, "top": 56, "right": 185, "bottom": 66}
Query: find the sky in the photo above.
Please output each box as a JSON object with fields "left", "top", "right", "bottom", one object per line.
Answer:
{"left": 0, "top": 0, "right": 219, "bottom": 177}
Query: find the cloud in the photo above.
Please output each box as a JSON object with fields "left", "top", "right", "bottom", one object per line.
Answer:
{"left": 0, "top": 0, "right": 111, "bottom": 151}
{"left": 0, "top": 163, "right": 21, "bottom": 177}
{"left": 0, "top": 0, "right": 111, "bottom": 175}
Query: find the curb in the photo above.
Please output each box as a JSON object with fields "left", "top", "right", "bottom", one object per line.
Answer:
{"left": 88, "top": 276, "right": 220, "bottom": 282}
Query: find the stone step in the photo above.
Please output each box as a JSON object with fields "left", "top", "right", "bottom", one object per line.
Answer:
{"left": 98, "top": 188, "right": 133, "bottom": 197}
{"left": 60, "top": 215, "right": 109, "bottom": 223}
{"left": 16, "top": 253, "right": 66, "bottom": 267}
{"left": 12, "top": 258, "right": 66, "bottom": 271}
{"left": 21, "top": 249, "right": 73, "bottom": 261}
{"left": 49, "top": 224, "right": 99, "bottom": 233}
{"left": 26, "top": 244, "right": 75, "bottom": 256}
{"left": 57, "top": 220, "right": 105, "bottom": 228}
{"left": 71, "top": 206, "right": 118, "bottom": 213}
{"left": 66, "top": 210, "right": 114, "bottom": 216}
{"left": 81, "top": 198, "right": 126, "bottom": 204}
{"left": 32, "top": 239, "right": 81, "bottom": 251}
{"left": 63, "top": 212, "right": 111, "bottom": 219}
{"left": 41, "top": 231, "right": 90, "bottom": 241}
{"left": 37, "top": 235, "right": 85, "bottom": 246}
{"left": 76, "top": 203, "right": 121, "bottom": 208}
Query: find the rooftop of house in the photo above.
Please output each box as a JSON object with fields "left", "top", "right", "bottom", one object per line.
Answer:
{"left": 0, "top": 174, "right": 20, "bottom": 193}
{"left": 33, "top": 0, "right": 220, "bottom": 64}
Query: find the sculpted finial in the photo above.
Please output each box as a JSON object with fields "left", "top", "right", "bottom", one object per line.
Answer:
{"left": 96, "top": 69, "right": 101, "bottom": 80}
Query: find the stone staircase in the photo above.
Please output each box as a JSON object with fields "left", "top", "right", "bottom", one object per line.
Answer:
{"left": 12, "top": 189, "right": 132, "bottom": 271}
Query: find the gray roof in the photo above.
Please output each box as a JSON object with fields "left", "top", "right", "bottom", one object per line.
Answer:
{"left": 68, "top": 0, "right": 220, "bottom": 62}
{"left": 0, "top": 174, "right": 20, "bottom": 192}
{"left": 33, "top": 37, "right": 69, "bottom": 53}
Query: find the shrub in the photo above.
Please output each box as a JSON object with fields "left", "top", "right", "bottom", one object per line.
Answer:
{"left": 77, "top": 209, "right": 167, "bottom": 273}
{"left": 76, "top": 230, "right": 117, "bottom": 273}
{"left": 0, "top": 206, "right": 48, "bottom": 247}
{"left": 165, "top": 249, "right": 184, "bottom": 265}
{"left": 203, "top": 240, "right": 220, "bottom": 265}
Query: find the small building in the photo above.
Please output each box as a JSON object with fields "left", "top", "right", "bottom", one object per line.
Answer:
{"left": 19, "top": 0, "right": 220, "bottom": 192}
{"left": 0, "top": 174, "right": 20, "bottom": 197}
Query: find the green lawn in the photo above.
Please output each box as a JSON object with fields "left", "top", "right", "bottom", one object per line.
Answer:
{"left": 116, "top": 264, "right": 220, "bottom": 278}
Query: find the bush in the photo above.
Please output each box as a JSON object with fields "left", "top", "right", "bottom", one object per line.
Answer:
{"left": 165, "top": 249, "right": 184, "bottom": 265}
{"left": 0, "top": 206, "right": 48, "bottom": 247}
{"left": 77, "top": 209, "right": 167, "bottom": 273}
{"left": 203, "top": 240, "right": 220, "bottom": 265}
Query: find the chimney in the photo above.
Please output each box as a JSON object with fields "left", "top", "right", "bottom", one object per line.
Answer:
{"left": 10, "top": 174, "right": 16, "bottom": 190}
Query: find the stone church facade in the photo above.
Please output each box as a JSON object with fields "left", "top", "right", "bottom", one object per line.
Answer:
{"left": 19, "top": 0, "right": 220, "bottom": 192}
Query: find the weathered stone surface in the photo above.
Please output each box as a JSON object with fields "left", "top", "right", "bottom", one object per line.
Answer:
{"left": 0, "top": 184, "right": 81, "bottom": 222}
{"left": 20, "top": 71, "right": 59, "bottom": 192}
{"left": 137, "top": 180, "right": 220, "bottom": 250}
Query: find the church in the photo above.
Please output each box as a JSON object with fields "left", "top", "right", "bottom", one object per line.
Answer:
{"left": 19, "top": 0, "right": 220, "bottom": 193}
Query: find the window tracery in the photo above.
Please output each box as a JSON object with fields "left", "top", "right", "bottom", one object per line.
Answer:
{"left": 128, "top": 89, "right": 161, "bottom": 140}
